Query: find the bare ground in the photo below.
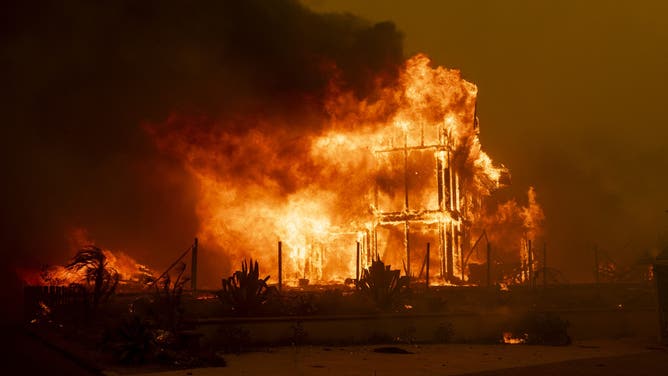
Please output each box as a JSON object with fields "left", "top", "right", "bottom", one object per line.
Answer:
{"left": 115, "top": 338, "right": 666, "bottom": 376}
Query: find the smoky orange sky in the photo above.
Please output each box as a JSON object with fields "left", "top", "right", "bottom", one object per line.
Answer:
{"left": 2, "top": 0, "right": 667, "bottom": 291}
{"left": 307, "top": 0, "right": 668, "bottom": 278}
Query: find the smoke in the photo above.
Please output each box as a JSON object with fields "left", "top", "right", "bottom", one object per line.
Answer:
{"left": 0, "top": 0, "right": 403, "bottom": 286}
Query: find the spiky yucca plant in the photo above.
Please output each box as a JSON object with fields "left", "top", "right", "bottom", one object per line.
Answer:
{"left": 218, "top": 259, "right": 271, "bottom": 315}
{"left": 357, "top": 259, "right": 408, "bottom": 310}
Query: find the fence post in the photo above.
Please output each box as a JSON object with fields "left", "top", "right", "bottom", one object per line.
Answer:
{"left": 191, "top": 237, "right": 198, "bottom": 292}
{"left": 278, "top": 241, "right": 283, "bottom": 291}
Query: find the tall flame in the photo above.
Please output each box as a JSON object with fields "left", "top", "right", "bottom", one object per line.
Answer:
{"left": 150, "top": 54, "right": 542, "bottom": 285}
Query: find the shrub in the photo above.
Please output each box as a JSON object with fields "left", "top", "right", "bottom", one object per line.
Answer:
{"left": 144, "top": 262, "right": 189, "bottom": 332}
{"left": 218, "top": 259, "right": 273, "bottom": 315}
{"left": 356, "top": 259, "right": 408, "bottom": 310}
{"left": 107, "top": 314, "right": 154, "bottom": 364}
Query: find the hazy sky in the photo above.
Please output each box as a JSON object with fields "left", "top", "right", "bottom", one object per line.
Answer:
{"left": 305, "top": 0, "right": 668, "bottom": 279}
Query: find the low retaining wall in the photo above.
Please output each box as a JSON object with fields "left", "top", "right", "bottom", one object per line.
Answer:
{"left": 187, "top": 308, "right": 658, "bottom": 346}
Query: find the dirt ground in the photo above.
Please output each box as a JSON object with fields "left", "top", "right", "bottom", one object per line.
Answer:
{"left": 113, "top": 338, "right": 666, "bottom": 376}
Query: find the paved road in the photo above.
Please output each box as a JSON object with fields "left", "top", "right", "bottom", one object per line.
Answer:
{"left": 5, "top": 325, "right": 96, "bottom": 375}
{"left": 458, "top": 350, "right": 668, "bottom": 376}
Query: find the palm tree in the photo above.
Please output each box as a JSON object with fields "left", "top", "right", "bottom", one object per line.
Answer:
{"left": 66, "top": 245, "right": 120, "bottom": 309}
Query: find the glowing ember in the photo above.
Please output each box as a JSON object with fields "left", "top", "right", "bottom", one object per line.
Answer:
{"left": 502, "top": 332, "right": 526, "bottom": 344}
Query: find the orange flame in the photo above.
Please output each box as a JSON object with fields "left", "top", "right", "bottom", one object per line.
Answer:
{"left": 150, "top": 54, "right": 542, "bottom": 285}
{"left": 502, "top": 332, "right": 526, "bottom": 344}
{"left": 18, "top": 229, "right": 154, "bottom": 287}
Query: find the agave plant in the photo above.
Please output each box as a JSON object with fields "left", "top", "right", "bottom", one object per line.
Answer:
{"left": 218, "top": 259, "right": 271, "bottom": 315}
{"left": 356, "top": 259, "right": 408, "bottom": 310}
{"left": 66, "top": 245, "right": 119, "bottom": 310}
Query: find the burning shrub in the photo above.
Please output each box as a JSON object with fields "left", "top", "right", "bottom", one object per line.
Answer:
{"left": 356, "top": 259, "right": 408, "bottom": 311}
{"left": 217, "top": 259, "right": 274, "bottom": 315}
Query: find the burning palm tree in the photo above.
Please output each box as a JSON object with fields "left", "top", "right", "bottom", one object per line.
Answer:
{"left": 66, "top": 245, "right": 120, "bottom": 310}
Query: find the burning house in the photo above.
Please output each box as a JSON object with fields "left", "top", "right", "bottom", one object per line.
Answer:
{"left": 151, "top": 54, "right": 541, "bottom": 287}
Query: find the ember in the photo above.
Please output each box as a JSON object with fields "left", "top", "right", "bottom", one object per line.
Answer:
{"left": 502, "top": 332, "right": 527, "bottom": 345}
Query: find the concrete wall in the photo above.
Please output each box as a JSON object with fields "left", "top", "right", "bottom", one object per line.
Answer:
{"left": 189, "top": 308, "right": 659, "bottom": 347}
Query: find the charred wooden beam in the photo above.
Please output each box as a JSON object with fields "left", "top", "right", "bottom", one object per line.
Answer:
{"left": 191, "top": 237, "right": 198, "bottom": 291}
{"left": 375, "top": 144, "right": 447, "bottom": 153}
{"left": 426, "top": 242, "right": 431, "bottom": 288}
{"left": 278, "top": 241, "right": 282, "bottom": 291}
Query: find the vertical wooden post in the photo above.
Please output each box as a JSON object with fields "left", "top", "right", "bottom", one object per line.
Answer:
{"left": 278, "top": 241, "right": 283, "bottom": 291}
{"left": 374, "top": 224, "right": 379, "bottom": 260}
{"left": 403, "top": 132, "right": 410, "bottom": 285}
{"left": 356, "top": 241, "right": 360, "bottom": 282}
{"left": 437, "top": 152, "right": 445, "bottom": 280}
{"left": 528, "top": 239, "right": 533, "bottom": 288}
{"left": 405, "top": 221, "right": 410, "bottom": 282}
{"left": 191, "top": 237, "right": 198, "bottom": 292}
{"left": 426, "top": 242, "right": 430, "bottom": 289}
{"left": 486, "top": 242, "right": 491, "bottom": 287}
{"left": 594, "top": 244, "right": 600, "bottom": 286}
{"left": 543, "top": 242, "right": 547, "bottom": 288}
{"left": 446, "top": 222, "right": 454, "bottom": 281}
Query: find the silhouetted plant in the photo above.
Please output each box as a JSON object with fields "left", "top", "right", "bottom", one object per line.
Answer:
{"left": 217, "top": 259, "right": 272, "bottom": 315}
{"left": 109, "top": 314, "right": 154, "bottom": 364}
{"left": 145, "top": 262, "right": 189, "bottom": 332}
{"left": 66, "top": 245, "right": 119, "bottom": 310}
{"left": 356, "top": 259, "right": 408, "bottom": 310}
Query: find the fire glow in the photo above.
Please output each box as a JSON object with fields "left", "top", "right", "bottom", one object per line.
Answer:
{"left": 151, "top": 54, "right": 543, "bottom": 286}
{"left": 18, "top": 230, "right": 154, "bottom": 288}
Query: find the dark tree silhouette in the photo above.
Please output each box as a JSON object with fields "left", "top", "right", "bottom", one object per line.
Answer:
{"left": 66, "top": 245, "right": 119, "bottom": 310}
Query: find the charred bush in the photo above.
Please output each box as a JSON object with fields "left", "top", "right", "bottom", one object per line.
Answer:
{"left": 143, "top": 262, "right": 189, "bottom": 333}
{"left": 104, "top": 314, "right": 154, "bottom": 364}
